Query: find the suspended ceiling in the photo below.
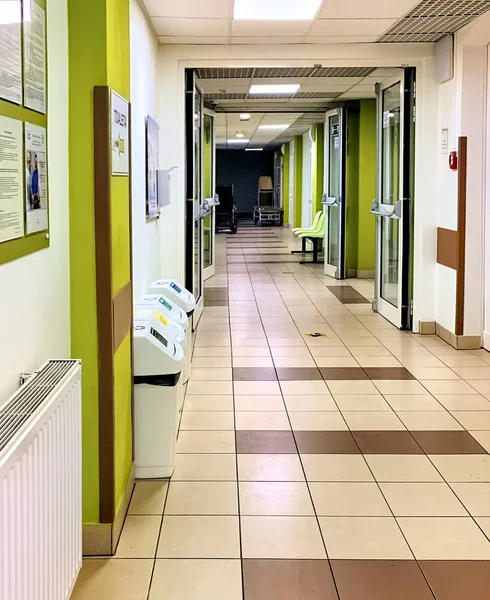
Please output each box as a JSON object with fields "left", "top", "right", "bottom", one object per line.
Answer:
{"left": 143, "top": 0, "right": 490, "bottom": 45}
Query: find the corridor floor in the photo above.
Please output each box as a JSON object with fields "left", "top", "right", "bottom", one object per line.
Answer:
{"left": 74, "top": 227, "right": 490, "bottom": 599}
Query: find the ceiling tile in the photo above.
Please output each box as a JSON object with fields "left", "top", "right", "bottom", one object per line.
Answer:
{"left": 319, "top": 0, "right": 419, "bottom": 19}
{"left": 159, "top": 36, "right": 229, "bottom": 44}
{"left": 232, "top": 20, "right": 311, "bottom": 36}
{"left": 144, "top": 0, "right": 232, "bottom": 18}
{"left": 231, "top": 36, "right": 305, "bottom": 44}
{"left": 365, "top": 67, "right": 403, "bottom": 79}
{"left": 153, "top": 17, "right": 229, "bottom": 36}
{"left": 310, "top": 18, "right": 397, "bottom": 36}
{"left": 305, "top": 35, "right": 378, "bottom": 43}
{"left": 338, "top": 91, "right": 377, "bottom": 98}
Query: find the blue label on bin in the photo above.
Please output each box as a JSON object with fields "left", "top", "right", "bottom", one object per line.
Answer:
{"left": 170, "top": 282, "right": 182, "bottom": 294}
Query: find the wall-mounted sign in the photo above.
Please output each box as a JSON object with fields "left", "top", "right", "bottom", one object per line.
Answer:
{"left": 441, "top": 128, "right": 449, "bottom": 154}
{"left": 0, "top": 116, "right": 24, "bottom": 242}
{"left": 146, "top": 115, "right": 159, "bottom": 219}
{"left": 111, "top": 91, "right": 129, "bottom": 176}
{"left": 23, "top": 0, "right": 46, "bottom": 114}
{"left": 0, "top": 0, "right": 22, "bottom": 105}
{"left": 331, "top": 123, "right": 339, "bottom": 136}
{"left": 25, "top": 122, "right": 48, "bottom": 234}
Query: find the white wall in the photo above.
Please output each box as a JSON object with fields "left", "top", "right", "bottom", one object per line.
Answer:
{"left": 0, "top": 0, "right": 70, "bottom": 403}
{"left": 302, "top": 132, "right": 312, "bottom": 228}
{"left": 289, "top": 140, "right": 295, "bottom": 228}
{"left": 130, "top": 0, "right": 161, "bottom": 299}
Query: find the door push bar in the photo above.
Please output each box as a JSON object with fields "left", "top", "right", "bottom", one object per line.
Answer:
{"left": 321, "top": 194, "right": 340, "bottom": 207}
{"left": 370, "top": 199, "right": 402, "bottom": 219}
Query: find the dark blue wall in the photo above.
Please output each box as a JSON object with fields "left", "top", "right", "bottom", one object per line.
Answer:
{"left": 216, "top": 150, "right": 275, "bottom": 214}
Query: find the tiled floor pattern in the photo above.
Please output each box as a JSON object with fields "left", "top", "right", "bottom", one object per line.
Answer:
{"left": 73, "top": 227, "right": 490, "bottom": 599}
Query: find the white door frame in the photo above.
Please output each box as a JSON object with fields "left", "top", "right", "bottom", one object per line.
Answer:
{"left": 302, "top": 132, "right": 313, "bottom": 228}
{"left": 289, "top": 140, "right": 295, "bottom": 228}
{"left": 203, "top": 107, "right": 217, "bottom": 281}
{"left": 483, "top": 43, "right": 490, "bottom": 349}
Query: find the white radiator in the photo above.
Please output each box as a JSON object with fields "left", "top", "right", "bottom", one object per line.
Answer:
{"left": 0, "top": 360, "right": 82, "bottom": 600}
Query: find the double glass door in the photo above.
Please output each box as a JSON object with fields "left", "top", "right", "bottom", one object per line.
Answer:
{"left": 323, "top": 108, "right": 346, "bottom": 279}
{"left": 372, "top": 69, "right": 415, "bottom": 329}
{"left": 203, "top": 109, "right": 217, "bottom": 281}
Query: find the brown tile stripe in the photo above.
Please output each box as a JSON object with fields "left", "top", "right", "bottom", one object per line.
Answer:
{"left": 277, "top": 367, "right": 323, "bottom": 381}
{"left": 327, "top": 286, "right": 371, "bottom": 305}
{"left": 419, "top": 560, "right": 490, "bottom": 600}
{"left": 411, "top": 431, "right": 487, "bottom": 455}
{"left": 294, "top": 431, "right": 360, "bottom": 454}
{"left": 353, "top": 431, "right": 424, "bottom": 455}
{"left": 233, "top": 367, "right": 278, "bottom": 381}
{"left": 236, "top": 431, "right": 297, "bottom": 454}
{"left": 113, "top": 281, "right": 133, "bottom": 352}
{"left": 363, "top": 367, "right": 415, "bottom": 380}
{"left": 93, "top": 86, "right": 115, "bottom": 523}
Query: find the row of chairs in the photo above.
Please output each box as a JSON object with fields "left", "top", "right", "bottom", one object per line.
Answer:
{"left": 291, "top": 211, "right": 324, "bottom": 263}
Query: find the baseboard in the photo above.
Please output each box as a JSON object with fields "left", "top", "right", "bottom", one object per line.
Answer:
{"left": 82, "top": 464, "right": 135, "bottom": 556}
{"left": 356, "top": 270, "right": 375, "bottom": 279}
{"left": 346, "top": 269, "right": 357, "bottom": 278}
{"left": 436, "top": 323, "right": 482, "bottom": 350}
{"left": 419, "top": 321, "right": 436, "bottom": 335}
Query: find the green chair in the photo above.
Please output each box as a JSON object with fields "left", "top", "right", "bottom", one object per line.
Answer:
{"left": 291, "top": 211, "right": 323, "bottom": 255}
{"left": 297, "top": 212, "right": 325, "bottom": 264}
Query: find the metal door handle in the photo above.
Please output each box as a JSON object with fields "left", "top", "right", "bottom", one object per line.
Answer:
{"left": 200, "top": 199, "right": 211, "bottom": 218}
{"left": 321, "top": 194, "right": 340, "bottom": 207}
{"left": 205, "top": 194, "right": 220, "bottom": 207}
{"left": 370, "top": 199, "right": 402, "bottom": 219}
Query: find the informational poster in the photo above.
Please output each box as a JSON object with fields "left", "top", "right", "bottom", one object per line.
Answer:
{"left": 146, "top": 116, "right": 159, "bottom": 219}
{"left": 441, "top": 128, "right": 449, "bottom": 154}
{"left": 0, "top": 116, "right": 24, "bottom": 242}
{"left": 383, "top": 111, "right": 390, "bottom": 128}
{"left": 23, "top": 0, "right": 46, "bottom": 114}
{"left": 111, "top": 91, "right": 129, "bottom": 176}
{"left": 0, "top": 0, "right": 22, "bottom": 104}
{"left": 25, "top": 122, "right": 48, "bottom": 233}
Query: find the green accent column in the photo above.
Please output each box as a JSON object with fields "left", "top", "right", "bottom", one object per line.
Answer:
{"left": 68, "top": 0, "right": 131, "bottom": 524}
{"left": 312, "top": 124, "right": 325, "bottom": 216}
{"left": 282, "top": 143, "right": 290, "bottom": 224}
{"left": 293, "top": 136, "right": 303, "bottom": 228}
{"left": 358, "top": 100, "right": 377, "bottom": 273}
{"left": 345, "top": 108, "right": 360, "bottom": 274}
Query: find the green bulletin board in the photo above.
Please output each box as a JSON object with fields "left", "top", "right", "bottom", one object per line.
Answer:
{"left": 0, "top": 0, "right": 48, "bottom": 266}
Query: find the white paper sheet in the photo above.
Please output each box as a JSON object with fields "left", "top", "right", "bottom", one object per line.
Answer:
{"left": 0, "top": 115, "right": 24, "bottom": 242}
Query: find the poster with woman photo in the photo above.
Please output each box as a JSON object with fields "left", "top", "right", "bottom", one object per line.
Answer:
{"left": 25, "top": 122, "right": 48, "bottom": 234}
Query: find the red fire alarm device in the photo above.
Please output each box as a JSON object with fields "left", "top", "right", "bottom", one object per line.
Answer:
{"left": 449, "top": 151, "right": 458, "bottom": 170}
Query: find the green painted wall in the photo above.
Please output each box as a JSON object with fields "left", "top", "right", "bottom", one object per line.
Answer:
{"left": 312, "top": 124, "right": 325, "bottom": 216}
{"left": 293, "top": 136, "right": 303, "bottom": 228}
{"left": 345, "top": 108, "right": 360, "bottom": 274}
{"left": 357, "top": 100, "right": 377, "bottom": 272}
{"left": 282, "top": 143, "right": 290, "bottom": 224}
{"left": 68, "top": 0, "right": 132, "bottom": 524}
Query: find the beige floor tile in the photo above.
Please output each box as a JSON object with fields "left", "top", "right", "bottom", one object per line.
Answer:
{"left": 452, "top": 411, "right": 490, "bottom": 430}
{"left": 238, "top": 453, "right": 305, "bottom": 482}
{"left": 439, "top": 355, "right": 489, "bottom": 367}
{"left": 186, "top": 380, "right": 233, "bottom": 395}
{"left": 366, "top": 455, "right": 443, "bottom": 482}
{"left": 288, "top": 411, "right": 347, "bottom": 431}
{"left": 71, "top": 559, "right": 153, "bottom": 599}
{"left": 407, "top": 367, "right": 460, "bottom": 380}
{"left": 384, "top": 394, "right": 444, "bottom": 411}
{"left": 191, "top": 356, "right": 232, "bottom": 369}
{"left": 380, "top": 483, "right": 468, "bottom": 516}
{"left": 190, "top": 368, "right": 232, "bottom": 381}
{"left": 327, "top": 380, "right": 379, "bottom": 395}
{"left": 115, "top": 516, "right": 161, "bottom": 558}
{"left": 319, "top": 517, "right": 412, "bottom": 559}
{"left": 421, "top": 380, "right": 478, "bottom": 395}
{"left": 157, "top": 516, "right": 240, "bottom": 558}
{"left": 313, "top": 357, "right": 360, "bottom": 368}
{"left": 470, "top": 430, "right": 490, "bottom": 452}
{"left": 451, "top": 483, "right": 490, "bottom": 516}
{"left": 469, "top": 380, "right": 490, "bottom": 394}
{"left": 241, "top": 516, "right": 326, "bottom": 559}
{"left": 435, "top": 394, "right": 490, "bottom": 411}
{"left": 234, "top": 381, "right": 281, "bottom": 395}
{"left": 284, "top": 394, "right": 338, "bottom": 412}
{"left": 398, "top": 356, "right": 446, "bottom": 368}
{"left": 274, "top": 356, "right": 317, "bottom": 368}
{"left": 233, "top": 356, "right": 274, "bottom": 368}
{"left": 193, "top": 347, "right": 231, "bottom": 357}
{"left": 234, "top": 395, "right": 285, "bottom": 412}
{"left": 342, "top": 411, "right": 406, "bottom": 431}
{"left": 309, "top": 346, "right": 352, "bottom": 357}
{"left": 397, "top": 517, "right": 490, "bottom": 559}
{"left": 270, "top": 339, "right": 309, "bottom": 348}
{"left": 349, "top": 346, "right": 392, "bottom": 357}
{"left": 173, "top": 454, "right": 237, "bottom": 481}
{"left": 194, "top": 338, "right": 231, "bottom": 347}
{"left": 129, "top": 481, "right": 168, "bottom": 515}
{"left": 397, "top": 411, "right": 463, "bottom": 431}
{"left": 232, "top": 347, "right": 271, "bottom": 357}
{"left": 271, "top": 346, "right": 312, "bottom": 357}
{"left": 310, "top": 482, "right": 391, "bottom": 516}
{"left": 177, "top": 431, "right": 236, "bottom": 454}
{"left": 373, "top": 380, "right": 428, "bottom": 395}
{"left": 183, "top": 395, "right": 234, "bottom": 412}
{"left": 280, "top": 380, "right": 329, "bottom": 395}
{"left": 356, "top": 357, "right": 402, "bottom": 368}
{"left": 235, "top": 411, "right": 291, "bottom": 431}
{"left": 452, "top": 367, "right": 490, "bottom": 380}
{"left": 429, "top": 455, "right": 490, "bottom": 482}
{"left": 239, "top": 481, "right": 314, "bottom": 515}
{"left": 334, "top": 394, "right": 389, "bottom": 412}
{"left": 233, "top": 337, "right": 269, "bottom": 347}
{"left": 475, "top": 517, "right": 490, "bottom": 538}
{"left": 149, "top": 559, "right": 242, "bottom": 600}
{"left": 180, "top": 411, "right": 235, "bottom": 431}
{"left": 165, "top": 482, "right": 238, "bottom": 515}
{"left": 302, "top": 454, "right": 374, "bottom": 482}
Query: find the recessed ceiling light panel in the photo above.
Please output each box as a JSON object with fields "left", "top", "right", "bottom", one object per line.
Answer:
{"left": 228, "top": 139, "right": 249, "bottom": 144}
{"left": 258, "top": 124, "right": 289, "bottom": 131}
{"left": 250, "top": 84, "right": 300, "bottom": 95}
{"left": 240, "top": 113, "right": 251, "bottom": 121}
{"left": 234, "top": 0, "right": 323, "bottom": 20}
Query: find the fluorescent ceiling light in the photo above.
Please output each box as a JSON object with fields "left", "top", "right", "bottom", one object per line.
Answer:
{"left": 0, "top": 1, "right": 21, "bottom": 24}
{"left": 258, "top": 124, "right": 289, "bottom": 131}
{"left": 240, "top": 113, "right": 251, "bottom": 121}
{"left": 246, "top": 149, "right": 263, "bottom": 151}
{"left": 236, "top": 132, "right": 245, "bottom": 138}
{"left": 250, "top": 84, "right": 300, "bottom": 95}
{"left": 234, "top": 0, "right": 323, "bottom": 20}
{"left": 228, "top": 139, "right": 249, "bottom": 144}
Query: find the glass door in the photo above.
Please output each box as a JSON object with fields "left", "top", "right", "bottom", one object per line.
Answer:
{"left": 323, "top": 108, "right": 346, "bottom": 279}
{"left": 372, "top": 69, "right": 415, "bottom": 329}
{"left": 185, "top": 69, "right": 204, "bottom": 324}
{"left": 203, "top": 109, "right": 217, "bottom": 281}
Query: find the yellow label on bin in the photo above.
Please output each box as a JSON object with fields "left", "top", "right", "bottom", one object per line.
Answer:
{"left": 156, "top": 312, "right": 169, "bottom": 327}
